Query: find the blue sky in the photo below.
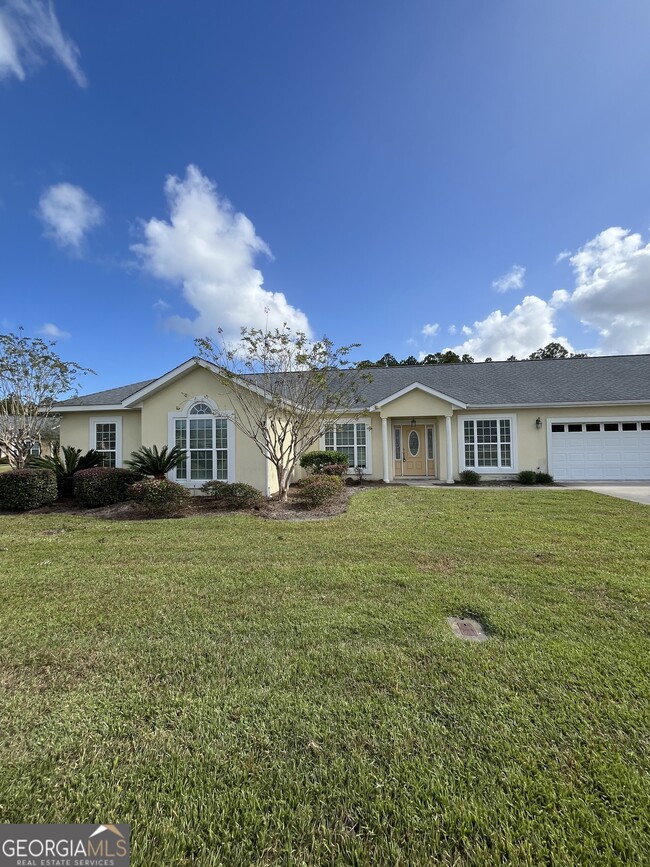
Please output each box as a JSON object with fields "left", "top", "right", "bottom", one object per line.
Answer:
{"left": 1, "top": 0, "right": 650, "bottom": 391}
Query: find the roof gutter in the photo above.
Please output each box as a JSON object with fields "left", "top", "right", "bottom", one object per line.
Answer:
{"left": 54, "top": 405, "right": 134, "bottom": 413}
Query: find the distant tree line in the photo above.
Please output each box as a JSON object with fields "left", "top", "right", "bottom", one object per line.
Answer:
{"left": 355, "top": 342, "right": 587, "bottom": 368}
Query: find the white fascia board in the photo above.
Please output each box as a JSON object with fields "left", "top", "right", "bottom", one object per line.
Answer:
{"left": 121, "top": 356, "right": 278, "bottom": 407}
{"left": 121, "top": 358, "right": 204, "bottom": 406}
{"left": 55, "top": 404, "right": 129, "bottom": 413}
{"left": 468, "top": 399, "right": 650, "bottom": 409}
{"left": 373, "top": 381, "right": 467, "bottom": 409}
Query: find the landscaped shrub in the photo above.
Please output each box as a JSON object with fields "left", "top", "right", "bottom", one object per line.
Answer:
{"left": 321, "top": 462, "right": 348, "bottom": 477}
{"left": 535, "top": 471, "right": 554, "bottom": 485}
{"left": 458, "top": 470, "right": 481, "bottom": 486}
{"left": 74, "top": 467, "right": 142, "bottom": 507}
{"left": 201, "top": 481, "right": 264, "bottom": 509}
{"left": 298, "top": 473, "right": 344, "bottom": 506}
{"left": 125, "top": 444, "right": 186, "bottom": 479}
{"left": 517, "top": 470, "right": 537, "bottom": 485}
{"left": 300, "top": 451, "right": 349, "bottom": 475}
{"left": 0, "top": 468, "right": 57, "bottom": 511}
{"left": 29, "top": 445, "right": 103, "bottom": 498}
{"left": 129, "top": 478, "right": 190, "bottom": 516}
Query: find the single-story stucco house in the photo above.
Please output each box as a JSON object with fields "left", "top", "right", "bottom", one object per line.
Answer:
{"left": 56, "top": 354, "right": 650, "bottom": 493}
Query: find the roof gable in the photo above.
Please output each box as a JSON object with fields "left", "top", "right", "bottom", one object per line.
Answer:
{"left": 121, "top": 357, "right": 273, "bottom": 407}
{"left": 373, "top": 381, "right": 466, "bottom": 409}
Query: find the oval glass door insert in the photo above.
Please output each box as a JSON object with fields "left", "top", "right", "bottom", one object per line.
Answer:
{"left": 408, "top": 430, "right": 420, "bottom": 456}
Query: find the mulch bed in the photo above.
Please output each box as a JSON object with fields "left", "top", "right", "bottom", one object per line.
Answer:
{"left": 21, "top": 482, "right": 383, "bottom": 522}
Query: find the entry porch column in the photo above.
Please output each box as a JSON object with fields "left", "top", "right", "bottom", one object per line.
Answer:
{"left": 445, "top": 415, "right": 454, "bottom": 484}
{"left": 381, "top": 416, "right": 390, "bottom": 482}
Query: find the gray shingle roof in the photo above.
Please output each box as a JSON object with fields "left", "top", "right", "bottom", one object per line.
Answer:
{"left": 345, "top": 354, "right": 650, "bottom": 407}
{"left": 56, "top": 355, "right": 650, "bottom": 410}
{"left": 56, "top": 378, "right": 156, "bottom": 407}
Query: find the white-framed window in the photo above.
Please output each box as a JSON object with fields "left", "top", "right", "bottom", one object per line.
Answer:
{"left": 323, "top": 419, "right": 372, "bottom": 471}
{"left": 29, "top": 442, "right": 41, "bottom": 456}
{"left": 169, "top": 399, "right": 235, "bottom": 485}
{"left": 90, "top": 417, "right": 122, "bottom": 468}
{"left": 460, "top": 415, "right": 516, "bottom": 472}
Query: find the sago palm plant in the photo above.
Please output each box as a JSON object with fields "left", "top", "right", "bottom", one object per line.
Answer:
{"left": 29, "top": 445, "right": 104, "bottom": 498}
{"left": 125, "top": 444, "right": 186, "bottom": 479}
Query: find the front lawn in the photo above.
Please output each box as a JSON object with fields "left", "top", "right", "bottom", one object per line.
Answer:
{"left": 1, "top": 489, "right": 648, "bottom": 865}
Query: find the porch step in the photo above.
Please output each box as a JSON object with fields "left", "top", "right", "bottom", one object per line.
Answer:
{"left": 392, "top": 478, "right": 449, "bottom": 486}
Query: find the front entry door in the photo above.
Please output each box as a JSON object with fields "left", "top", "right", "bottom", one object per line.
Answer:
{"left": 403, "top": 425, "right": 426, "bottom": 475}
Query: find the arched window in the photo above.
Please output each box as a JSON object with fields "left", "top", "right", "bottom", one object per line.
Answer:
{"left": 189, "top": 402, "right": 212, "bottom": 415}
{"left": 174, "top": 401, "right": 229, "bottom": 483}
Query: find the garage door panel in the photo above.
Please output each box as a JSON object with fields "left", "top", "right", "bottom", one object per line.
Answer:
{"left": 551, "top": 422, "right": 650, "bottom": 481}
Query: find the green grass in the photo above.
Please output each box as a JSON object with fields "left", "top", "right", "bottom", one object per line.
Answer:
{"left": 1, "top": 488, "right": 649, "bottom": 866}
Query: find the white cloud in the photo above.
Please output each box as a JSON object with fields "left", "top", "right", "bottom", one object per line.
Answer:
{"left": 447, "top": 224, "right": 650, "bottom": 360}
{"left": 492, "top": 264, "right": 526, "bottom": 293}
{"left": 0, "top": 0, "right": 85, "bottom": 86}
{"left": 38, "top": 184, "right": 104, "bottom": 252}
{"left": 38, "top": 183, "right": 103, "bottom": 251}
{"left": 568, "top": 226, "right": 650, "bottom": 354}
{"left": 421, "top": 322, "right": 439, "bottom": 337}
{"left": 549, "top": 289, "right": 569, "bottom": 309}
{"left": 38, "top": 322, "right": 70, "bottom": 339}
{"left": 451, "top": 295, "right": 573, "bottom": 360}
{"left": 448, "top": 324, "right": 456, "bottom": 335}
{"left": 556, "top": 249, "right": 571, "bottom": 263}
{"left": 132, "top": 165, "right": 311, "bottom": 339}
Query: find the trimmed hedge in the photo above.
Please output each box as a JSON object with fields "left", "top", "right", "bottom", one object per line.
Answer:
{"left": 535, "top": 471, "right": 554, "bottom": 485}
{"left": 298, "top": 473, "right": 344, "bottom": 507}
{"left": 0, "top": 468, "right": 57, "bottom": 511}
{"left": 300, "top": 451, "right": 349, "bottom": 475}
{"left": 129, "top": 478, "right": 190, "bottom": 516}
{"left": 321, "top": 463, "right": 348, "bottom": 477}
{"left": 517, "top": 470, "right": 537, "bottom": 485}
{"left": 458, "top": 469, "right": 481, "bottom": 486}
{"left": 74, "top": 467, "right": 142, "bottom": 507}
{"left": 201, "top": 481, "right": 264, "bottom": 509}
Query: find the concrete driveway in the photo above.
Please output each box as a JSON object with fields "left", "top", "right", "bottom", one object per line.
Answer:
{"left": 561, "top": 482, "right": 650, "bottom": 506}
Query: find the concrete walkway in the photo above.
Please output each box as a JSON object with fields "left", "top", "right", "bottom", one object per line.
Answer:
{"left": 559, "top": 482, "right": 650, "bottom": 506}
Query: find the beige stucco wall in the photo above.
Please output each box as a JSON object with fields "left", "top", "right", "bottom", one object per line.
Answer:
{"left": 378, "top": 391, "right": 455, "bottom": 419}
{"left": 137, "top": 366, "right": 273, "bottom": 493}
{"left": 59, "top": 410, "right": 142, "bottom": 467}
{"left": 378, "top": 400, "right": 650, "bottom": 481}
{"left": 374, "top": 400, "right": 650, "bottom": 480}
{"left": 296, "top": 412, "right": 385, "bottom": 481}
{"left": 450, "top": 403, "right": 650, "bottom": 478}
{"left": 59, "top": 367, "right": 275, "bottom": 493}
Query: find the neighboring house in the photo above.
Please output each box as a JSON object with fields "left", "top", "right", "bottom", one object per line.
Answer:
{"left": 55, "top": 355, "right": 650, "bottom": 492}
{"left": 0, "top": 415, "right": 59, "bottom": 461}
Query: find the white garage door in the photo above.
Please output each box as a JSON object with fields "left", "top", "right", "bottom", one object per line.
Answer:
{"left": 550, "top": 420, "right": 650, "bottom": 480}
